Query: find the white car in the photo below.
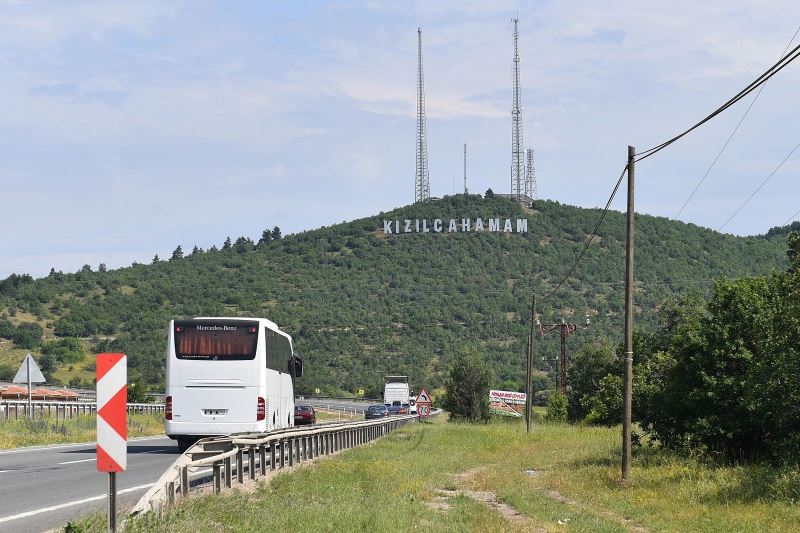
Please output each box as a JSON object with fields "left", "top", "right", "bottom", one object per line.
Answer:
{"left": 409, "top": 396, "right": 417, "bottom": 414}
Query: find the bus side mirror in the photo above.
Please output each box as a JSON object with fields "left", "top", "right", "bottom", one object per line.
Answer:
{"left": 290, "top": 356, "right": 303, "bottom": 378}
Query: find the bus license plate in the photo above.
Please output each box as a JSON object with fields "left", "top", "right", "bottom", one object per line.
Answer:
{"left": 203, "top": 409, "right": 228, "bottom": 416}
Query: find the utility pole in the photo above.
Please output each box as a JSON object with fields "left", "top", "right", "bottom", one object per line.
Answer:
{"left": 622, "top": 146, "right": 636, "bottom": 481}
{"left": 525, "top": 295, "right": 535, "bottom": 433}
{"left": 537, "top": 316, "right": 590, "bottom": 395}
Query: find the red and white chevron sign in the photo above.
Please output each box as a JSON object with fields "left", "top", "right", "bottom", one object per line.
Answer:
{"left": 96, "top": 353, "right": 127, "bottom": 472}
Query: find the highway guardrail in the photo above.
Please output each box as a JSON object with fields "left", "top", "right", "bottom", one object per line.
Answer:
{"left": 129, "top": 411, "right": 439, "bottom": 518}
{"left": 0, "top": 400, "right": 164, "bottom": 421}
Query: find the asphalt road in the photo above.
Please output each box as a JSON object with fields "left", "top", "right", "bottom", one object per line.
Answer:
{"left": 0, "top": 399, "right": 374, "bottom": 532}
{"left": 0, "top": 436, "right": 182, "bottom": 533}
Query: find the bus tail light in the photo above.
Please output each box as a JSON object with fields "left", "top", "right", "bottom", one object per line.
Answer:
{"left": 257, "top": 397, "right": 266, "bottom": 421}
{"left": 165, "top": 396, "right": 173, "bottom": 420}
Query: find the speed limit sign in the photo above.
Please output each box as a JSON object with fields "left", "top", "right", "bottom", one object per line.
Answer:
{"left": 418, "top": 404, "right": 431, "bottom": 417}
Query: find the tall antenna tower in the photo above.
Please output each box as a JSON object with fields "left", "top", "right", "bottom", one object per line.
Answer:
{"left": 510, "top": 18, "right": 524, "bottom": 201}
{"left": 463, "top": 143, "right": 468, "bottom": 194}
{"left": 525, "top": 147, "right": 537, "bottom": 199}
{"left": 415, "top": 27, "right": 431, "bottom": 203}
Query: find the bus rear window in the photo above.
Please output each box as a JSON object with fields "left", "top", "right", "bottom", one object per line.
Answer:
{"left": 174, "top": 322, "right": 257, "bottom": 360}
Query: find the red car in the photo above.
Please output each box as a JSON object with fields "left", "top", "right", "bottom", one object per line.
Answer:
{"left": 294, "top": 405, "right": 316, "bottom": 425}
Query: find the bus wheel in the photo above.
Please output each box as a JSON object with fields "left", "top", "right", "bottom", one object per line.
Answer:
{"left": 177, "top": 437, "right": 196, "bottom": 453}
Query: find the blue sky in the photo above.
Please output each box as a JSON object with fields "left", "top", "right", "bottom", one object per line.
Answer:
{"left": 1, "top": 0, "right": 799, "bottom": 278}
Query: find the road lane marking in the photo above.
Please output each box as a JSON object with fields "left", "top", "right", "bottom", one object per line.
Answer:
{"left": 0, "top": 470, "right": 10, "bottom": 474}
{"left": 0, "top": 435, "right": 168, "bottom": 456}
{"left": 57, "top": 458, "right": 95, "bottom": 465}
{"left": 0, "top": 483, "right": 153, "bottom": 524}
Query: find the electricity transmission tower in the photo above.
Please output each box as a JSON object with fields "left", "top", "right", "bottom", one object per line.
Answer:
{"left": 525, "top": 147, "right": 537, "bottom": 199}
{"left": 511, "top": 18, "right": 524, "bottom": 202}
{"left": 415, "top": 27, "right": 431, "bottom": 203}
{"left": 537, "top": 316, "right": 591, "bottom": 395}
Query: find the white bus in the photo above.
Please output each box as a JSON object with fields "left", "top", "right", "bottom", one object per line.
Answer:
{"left": 165, "top": 317, "right": 303, "bottom": 451}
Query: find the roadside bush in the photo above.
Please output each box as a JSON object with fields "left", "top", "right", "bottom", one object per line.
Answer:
{"left": 442, "top": 346, "right": 493, "bottom": 423}
{"left": 583, "top": 374, "right": 623, "bottom": 426}
{"left": 544, "top": 391, "right": 568, "bottom": 422}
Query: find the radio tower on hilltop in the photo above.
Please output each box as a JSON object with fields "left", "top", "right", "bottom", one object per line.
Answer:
{"left": 415, "top": 27, "right": 431, "bottom": 203}
{"left": 525, "top": 147, "right": 537, "bottom": 199}
{"left": 510, "top": 18, "right": 524, "bottom": 202}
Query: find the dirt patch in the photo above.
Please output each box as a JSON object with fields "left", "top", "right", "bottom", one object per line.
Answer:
{"left": 542, "top": 488, "right": 650, "bottom": 533}
{"left": 433, "top": 488, "right": 546, "bottom": 532}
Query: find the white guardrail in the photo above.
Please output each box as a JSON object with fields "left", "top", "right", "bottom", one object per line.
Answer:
{"left": 129, "top": 411, "right": 440, "bottom": 519}
{"left": 0, "top": 400, "right": 164, "bottom": 421}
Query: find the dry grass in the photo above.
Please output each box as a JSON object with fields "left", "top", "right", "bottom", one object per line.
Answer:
{"left": 69, "top": 418, "right": 800, "bottom": 532}
{"left": 0, "top": 412, "right": 164, "bottom": 449}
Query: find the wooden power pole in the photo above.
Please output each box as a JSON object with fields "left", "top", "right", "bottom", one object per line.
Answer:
{"left": 622, "top": 145, "right": 636, "bottom": 481}
{"left": 526, "top": 295, "right": 535, "bottom": 433}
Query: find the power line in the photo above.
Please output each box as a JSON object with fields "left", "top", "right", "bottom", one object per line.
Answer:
{"left": 539, "top": 163, "right": 629, "bottom": 301}
{"left": 675, "top": 25, "right": 800, "bottom": 220}
{"left": 782, "top": 208, "right": 800, "bottom": 228}
{"left": 634, "top": 42, "right": 800, "bottom": 162}
{"left": 718, "top": 138, "right": 800, "bottom": 231}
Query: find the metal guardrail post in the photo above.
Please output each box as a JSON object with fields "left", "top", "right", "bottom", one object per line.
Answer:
{"left": 181, "top": 466, "right": 189, "bottom": 497}
{"left": 271, "top": 441, "right": 277, "bottom": 470}
{"left": 259, "top": 445, "right": 267, "bottom": 476}
{"left": 236, "top": 449, "right": 244, "bottom": 484}
{"left": 288, "top": 438, "right": 294, "bottom": 467}
{"left": 248, "top": 448, "right": 255, "bottom": 480}
{"left": 279, "top": 440, "right": 286, "bottom": 468}
{"left": 167, "top": 482, "right": 175, "bottom": 507}
{"left": 213, "top": 463, "right": 222, "bottom": 494}
{"left": 224, "top": 456, "right": 232, "bottom": 488}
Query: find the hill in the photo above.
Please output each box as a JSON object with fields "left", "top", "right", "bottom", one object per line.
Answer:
{"left": 0, "top": 195, "right": 790, "bottom": 395}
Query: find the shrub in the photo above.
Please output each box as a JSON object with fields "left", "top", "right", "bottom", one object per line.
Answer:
{"left": 544, "top": 391, "right": 568, "bottom": 423}
{"left": 11, "top": 322, "right": 43, "bottom": 349}
{"left": 442, "top": 347, "right": 494, "bottom": 423}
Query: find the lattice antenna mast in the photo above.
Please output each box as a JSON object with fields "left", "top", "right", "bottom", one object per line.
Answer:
{"left": 463, "top": 143, "right": 468, "bottom": 194}
{"left": 415, "top": 27, "right": 431, "bottom": 203}
{"left": 525, "top": 147, "right": 537, "bottom": 199}
{"left": 511, "top": 18, "right": 524, "bottom": 201}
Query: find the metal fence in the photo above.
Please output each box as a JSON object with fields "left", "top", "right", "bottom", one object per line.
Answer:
{"left": 0, "top": 401, "right": 164, "bottom": 421}
{"left": 129, "top": 412, "right": 435, "bottom": 518}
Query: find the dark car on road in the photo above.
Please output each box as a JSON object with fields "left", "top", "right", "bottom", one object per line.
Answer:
{"left": 294, "top": 405, "right": 316, "bottom": 425}
{"left": 365, "top": 404, "right": 390, "bottom": 419}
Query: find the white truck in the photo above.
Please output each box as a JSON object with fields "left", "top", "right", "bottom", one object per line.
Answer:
{"left": 383, "top": 375, "right": 410, "bottom": 415}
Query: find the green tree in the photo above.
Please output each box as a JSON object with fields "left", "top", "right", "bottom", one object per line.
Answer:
{"left": 584, "top": 374, "right": 623, "bottom": 426}
{"left": 271, "top": 226, "right": 282, "bottom": 240}
{"left": 11, "top": 322, "right": 43, "bottom": 349}
{"left": 223, "top": 236, "right": 232, "bottom": 250}
{"left": 442, "top": 347, "right": 493, "bottom": 422}
{"left": 544, "top": 391, "right": 568, "bottom": 422}
{"left": 171, "top": 246, "right": 183, "bottom": 261}
{"left": 258, "top": 228, "right": 273, "bottom": 246}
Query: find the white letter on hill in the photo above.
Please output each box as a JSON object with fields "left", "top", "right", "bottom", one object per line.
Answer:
{"left": 516, "top": 219, "right": 528, "bottom": 233}
{"left": 383, "top": 220, "right": 392, "bottom": 234}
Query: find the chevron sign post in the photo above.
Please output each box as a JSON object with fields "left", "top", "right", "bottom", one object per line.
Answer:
{"left": 97, "top": 353, "right": 127, "bottom": 532}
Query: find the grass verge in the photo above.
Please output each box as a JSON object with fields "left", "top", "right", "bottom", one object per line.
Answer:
{"left": 0, "top": 412, "right": 165, "bottom": 449}
{"left": 68, "top": 417, "right": 800, "bottom": 532}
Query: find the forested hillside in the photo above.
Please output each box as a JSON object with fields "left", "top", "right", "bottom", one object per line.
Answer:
{"left": 0, "top": 195, "right": 790, "bottom": 396}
